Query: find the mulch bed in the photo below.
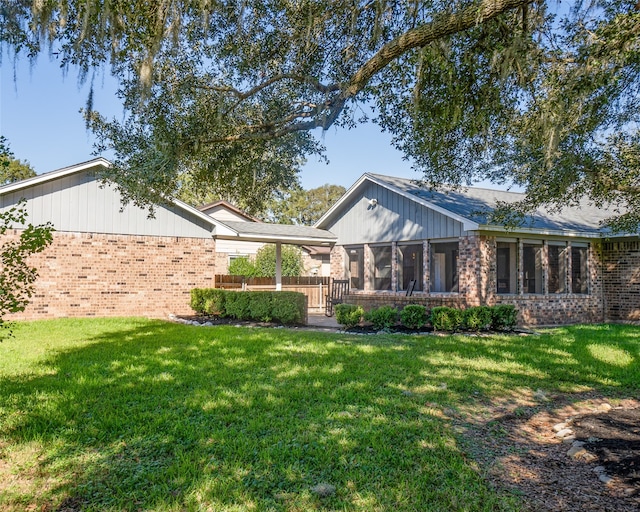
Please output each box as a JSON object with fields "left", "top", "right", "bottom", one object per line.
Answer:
{"left": 457, "top": 392, "right": 640, "bottom": 511}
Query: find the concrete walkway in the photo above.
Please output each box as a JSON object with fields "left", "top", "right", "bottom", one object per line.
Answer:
{"left": 307, "top": 313, "right": 340, "bottom": 329}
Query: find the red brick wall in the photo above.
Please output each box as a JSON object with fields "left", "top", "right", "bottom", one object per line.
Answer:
{"left": 601, "top": 239, "right": 640, "bottom": 322}
{"left": 4, "top": 231, "right": 217, "bottom": 320}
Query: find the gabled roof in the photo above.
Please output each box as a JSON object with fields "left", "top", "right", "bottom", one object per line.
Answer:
{"left": 316, "top": 172, "right": 621, "bottom": 237}
{"left": 198, "top": 199, "right": 261, "bottom": 222}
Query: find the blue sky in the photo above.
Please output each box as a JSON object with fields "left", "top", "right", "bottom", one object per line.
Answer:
{"left": 1, "top": 54, "right": 416, "bottom": 190}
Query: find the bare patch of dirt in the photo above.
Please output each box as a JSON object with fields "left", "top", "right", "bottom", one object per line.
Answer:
{"left": 457, "top": 392, "right": 640, "bottom": 511}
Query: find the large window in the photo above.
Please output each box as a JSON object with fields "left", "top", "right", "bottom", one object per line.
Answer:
{"left": 397, "top": 244, "right": 423, "bottom": 292}
{"left": 496, "top": 241, "right": 517, "bottom": 294}
{"left": 523, "top": 242, "right": 543, "bottom": 294}
{"left": 571, "top": 245, "right": 589, "bottom": 294}
{"left": 430, "top": 242, "right": 458, "bottom": 292}
{"left": 371, "top": 245, "right": 392, "bottom": 290}
{"left": 347, "top": 247, "right": 364, "bottom": 290}
{"left": 548, "top": 243, "right": 567, "bottom": 293}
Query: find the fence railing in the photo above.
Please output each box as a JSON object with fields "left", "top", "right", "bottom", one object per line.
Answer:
{"left": 214, "top": 275, "right": 330, "bottom": 309}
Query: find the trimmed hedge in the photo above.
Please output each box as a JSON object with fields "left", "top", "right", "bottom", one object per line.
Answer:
{"left": 399, "top": 304, "right": 429, "bottom": 330}
{"left": 430, "top": 306, "right": 463, "bottom": 332}
{"left": 190, "top": 288, "right": 305, "bottom": 325}
{"left": 334, "top": 303, "right": 519, "bottom": 332}
{"left": 334, "top": 304, "right": 364, "bottom": 329}
{"left": 364, "top": 305, "right": 398, "bottom": 330}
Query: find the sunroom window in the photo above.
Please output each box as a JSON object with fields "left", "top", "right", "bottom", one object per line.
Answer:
{"left": 430, "top": 242, "right": 458, "bottom": 293}
{"left": 571, "top": 245, "right": 589, "bottom": 294}
{"left": 397, "top": 244, "right": 423, "bottom": 292}
{"left": 496, "top": 241, "right": 517, "bottom": 294}
{"left": 548, "top": 243, "right": 567, "bottom": 293}
{"left": 523, "top": 242, "right": 543, "bottom": 294}
{"left": 347, "top": 247, "right": 364, "bottom": 290}
{"left": 371, "top": 245, "right": 392, "bottom": 291}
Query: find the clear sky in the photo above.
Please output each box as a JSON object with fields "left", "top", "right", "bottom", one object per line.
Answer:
{"left": 1, "top": 54, "right": 416, "bottom": 191}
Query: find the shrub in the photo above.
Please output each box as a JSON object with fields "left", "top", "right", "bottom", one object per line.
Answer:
{"left": 271, "top": 292, "right": 305, "bottom": 325}
{"left": 190, "top": 288, "right": 207, "bottom": 314}
{"left": 462, "top": 306, "right": 493, "bottom": 332}
{"left": 365, "top": 305, "right": 398, "bottom": 330}
{"left": 400, "top": 304, "right": 428, "bottom": 330}
{"left": 224, "top": 291, "right": 252, "bottom": 320}
{"left": 335, "top": 304, "right": 364, "bottom": 329}
{"left": 430, "top": 306, "right": 463, "bottom": 332}
{"left": 248, "top": 292, "right": 273, "bottom": 322}
{"left": 491, "top": 304, "right": 518, "bottom": 331}
{"left": 190, "top": 288, "right": 226, "bottom": 316}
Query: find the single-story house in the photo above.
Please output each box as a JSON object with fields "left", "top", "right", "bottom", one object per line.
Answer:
{"left": 315, "top": 173, "right": 640, "bottom": 325}
{"left": 0, "top": 159, "right": 336, "bottom": 320}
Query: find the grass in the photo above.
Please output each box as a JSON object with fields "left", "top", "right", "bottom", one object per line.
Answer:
{"left": 0, "top": 319, "right": 638, "bottom": 511}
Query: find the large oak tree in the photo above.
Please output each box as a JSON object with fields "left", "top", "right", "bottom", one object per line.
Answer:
{"left": 2, "top": 1, "right": 639, "bottom": 230}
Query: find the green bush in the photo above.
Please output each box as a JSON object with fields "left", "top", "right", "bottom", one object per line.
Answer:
{"left": 400, "top": 304, "right": 429, "bottom": 330}
{"left": 224, "top": 291, "right": 252, "bottom": 320}
{"left": 335, "top": 304, "right": 364, "bottom": 329}
{"left": 271, "top": 292, "right": 305, "bottom": 325}
{"left": 430, "top": 306, "right": 463, "bottom": 332}
{"left": 462, "top": 306, "right": 493, "bottom": 332}
{"left": 491, "top": 304, "right": 518, "bottom": 331}
{"left": 190, "top": 288, "right": 225, "bottom": 316}
{"left": 365, "top": 305, "right": 398, "bottom": 330}
{"left": 248, "top": 292, "right": 273, "bottom": 322}
{"left": 227, "top": 256, "right": 256, "bottom": 277}
{"left": 190, "top": 288, "right": 207, "bottom": 314}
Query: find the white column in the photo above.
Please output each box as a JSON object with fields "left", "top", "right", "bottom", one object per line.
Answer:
{"left": 275, "top": 241, "right": 282, "bottom": 291}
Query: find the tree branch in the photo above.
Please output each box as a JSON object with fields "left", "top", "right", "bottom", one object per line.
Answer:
{"left": 204, "top": 0, "right": 534, "bottom": 143}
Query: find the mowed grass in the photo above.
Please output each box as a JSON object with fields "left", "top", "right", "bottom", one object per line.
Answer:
{"left": 0, "top": 319, "right": 638, "bottom": 511}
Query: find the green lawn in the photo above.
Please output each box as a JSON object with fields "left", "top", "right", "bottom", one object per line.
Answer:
{"left": 0, "top": 319, "right": 638, "bottom": 511}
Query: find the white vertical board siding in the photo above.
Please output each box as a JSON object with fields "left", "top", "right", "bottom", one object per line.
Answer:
{"left": 0, "top": 171, "right": 213, "bottom": 238}
{"left": 325, "top": 182, "right": 464, "bottom": 244}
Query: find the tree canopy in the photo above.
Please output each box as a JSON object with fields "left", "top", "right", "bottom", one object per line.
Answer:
{"left": 2, "top": 1, "right": 639, "bottom": 230}
{"left": 0, "top": 136, "right": 36, "bottom": 185}
{"left": 261, "top": 184, "right": 346, "bottom": 225}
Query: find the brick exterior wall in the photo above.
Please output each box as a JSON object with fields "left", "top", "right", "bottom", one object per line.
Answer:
{"left": 331, "top": 235, "right": 607, "bottom": 326}
{"left": 601, "top": 239, "right": 640, "bottom": 322}
{"left": 5, "top": 231, "right": 217, "bottom": 320}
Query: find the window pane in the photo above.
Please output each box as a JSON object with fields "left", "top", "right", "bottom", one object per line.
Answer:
{"left": 548, "top": 245, "right": 566, "bottom": 293}
{"left": 372, "top": 246, "right": 392, "bottom": 290}
{"left": 571, "top": 246, "right": 588, "bottom": 294}
{"left": 496, "top": 242, "right": 517, "bottom": 294}
{"left": 430, "top": 242, "right": 458, "bottom": 292}
{"left": 347, "top": 247, "right": 364, "bottom": 290}
{"left": 398, "top": 244, "right": 423, "bottom": 291}
{"left": 523, "top": 243, "right": 543, "bottom": 294}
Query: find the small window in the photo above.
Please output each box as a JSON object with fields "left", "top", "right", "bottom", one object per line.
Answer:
{"left": 523, "top": 243, "right": 543, "bottom": 294}
{"left": 398, "top": 244, "right": 423, "bottom": 292}
{"left": 548, "top": 244, "right": 567, "bottom": 294}
{"left": 371, "top": 246, "right": 392, "bottom": 291}
{"left": 496, "top": 242, "right": 517, "bottom": 294}
{"left": 571, "top": 246, "right": 589, "bottom": 294}
{"left": 430, "top": 242, "right": 458, "bottom": 292}
{"left": 347, "top": 247, "right": 364, "bottom": 290}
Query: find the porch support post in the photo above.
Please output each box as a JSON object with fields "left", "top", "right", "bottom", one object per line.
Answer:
{"left": 275, "top": 241, "right": 282, "bottom": 291}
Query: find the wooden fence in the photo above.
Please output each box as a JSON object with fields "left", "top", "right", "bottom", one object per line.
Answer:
{"left": 214, "top": 275, "right": 331, "bottom": 310}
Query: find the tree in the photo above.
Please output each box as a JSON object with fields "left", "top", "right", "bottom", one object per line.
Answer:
{"left": 0, "top": 136, "right": 36, "bottom": 185}
{"left": 3, "top": 1, "right": 640, "bottom": 230}
{"left": 254, "top": 245, "right": 304, "bottom": 278}
{"left": 262, "top": 184, "right": 346, "bottom": 225}
{"left": 0, "top": 139, "right": 53, "bottom": 336}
